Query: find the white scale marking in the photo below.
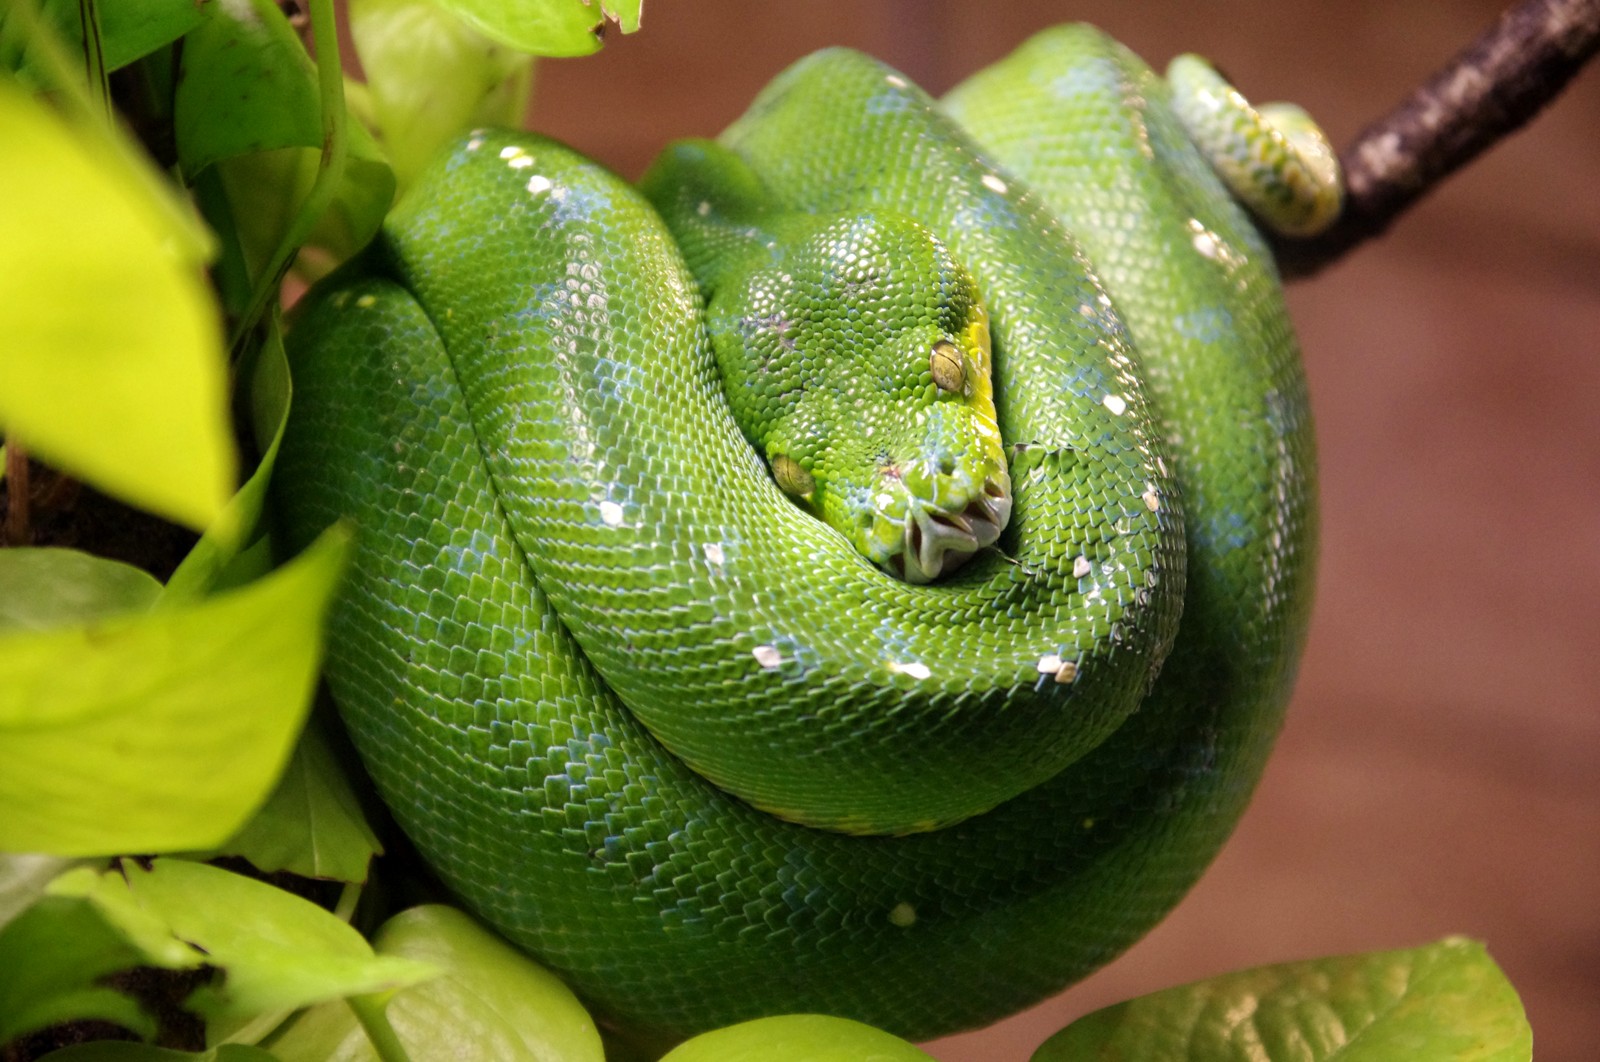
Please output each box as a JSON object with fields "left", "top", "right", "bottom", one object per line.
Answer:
{"left": 598, "top": 500, "right": 624, "bottom": 526}
{"left": 981, "top": 173, "right": 1008, "bottom": 195}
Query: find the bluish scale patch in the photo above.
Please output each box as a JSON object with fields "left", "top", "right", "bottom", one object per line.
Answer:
{"left": 514, "top": 285, "right": 568, "bottom": 326}
{"left": 548, "top": 182, "right": 612, "bottom": 226}
{"left": 1172, "top": 305, "right": 1234, "bottom": 344}
{"left": 1198, "top": 506, "right": 1258, "bottom": 554}
{"left": 866, "top": 89, "right": 916, "bottom": 115}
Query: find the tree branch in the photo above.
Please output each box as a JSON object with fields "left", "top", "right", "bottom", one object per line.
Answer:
{"left": 1274, "top": 0, "right": 1600, "bottom": 279}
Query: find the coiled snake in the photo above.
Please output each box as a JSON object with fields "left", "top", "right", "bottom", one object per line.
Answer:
{"left": 275, "top": 23, "right": 1332, "bottom": 1046}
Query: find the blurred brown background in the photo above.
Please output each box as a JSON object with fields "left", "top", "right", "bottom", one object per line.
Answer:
{"left": 517, "top": 2, "right": 1600, "bottom": 1058}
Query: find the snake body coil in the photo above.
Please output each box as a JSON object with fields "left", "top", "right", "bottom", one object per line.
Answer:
{"left": 275, "top": 25, "right": 1320, "bottom": 1044}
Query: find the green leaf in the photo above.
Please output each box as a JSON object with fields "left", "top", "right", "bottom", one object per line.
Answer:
{"left": 659, "top": 1015, "right": 934, "bottom": 1062}
{"left": 173, "top": 0, "right": 325, "bottom": 177}
{"left": 350, "top": 0, "right": 534, "bottom": 191}
{"left": 164, "top": 322, "right": 293, "bottom": 602}
{"left": 267, "top": 905, "right": 602, "bottom": 1062}
{"left": 115, "top": 859, "right": 436, "bottom": 1024}
{"left": 372, "top": 906, "right": 603, "bottom": 1061}
{"left": 432, "top": 0, "right": 641, "bottom": 57}
{"left": 175, "top": 0, "right": 394, "bottom": 272}
{"left": 38, "top": 1045, "right": 279, "bottom": 1062}
{"left": 0, "top": 527, "right": 351, "bottom": 856}
{"left": 45, "top": 866, "right": 204, "bottom": 968}
{"left": 257, "top": 1000, "right": 365, "bottom": 1062}
{"left": 0, "top": 854, "right": 77, "bottom": 928}
{"left": 8, "top": 0, "right": 211, "bottom": 80}
{"left": 192, "top": 721, "right": 382, "bottom": 884}
{"left": 79, "top": 0, "right": 211, "bottom": 71}
{"left": 0, "top": 867, "right": 206, "bottom": 1043}
{"left": 1031, "top": 937, "right": 1532, "bottom": 1062}
{"left": 0, "top": 550, "right": 161, "bottom": 632}
{"left": 0, "top": 79, "right": 234, "bottom": 531}
{"left": 211, "top": 140, "right": 393, "bottom": 285}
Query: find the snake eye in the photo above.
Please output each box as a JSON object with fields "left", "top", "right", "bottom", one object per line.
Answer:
{"left": 930, "top": 340, "right": 965, "bottom": 393}
{"left": 771, "top": 454, "right": 816, "bottom": 496}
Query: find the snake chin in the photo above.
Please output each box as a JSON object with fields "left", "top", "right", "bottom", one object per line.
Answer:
{"left": 889, "top": 473, "right": 1011, "bottom": 583}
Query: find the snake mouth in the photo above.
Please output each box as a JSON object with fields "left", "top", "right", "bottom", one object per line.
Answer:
{"left": 888, "top": 473, "right": 1012, "bottom": 584}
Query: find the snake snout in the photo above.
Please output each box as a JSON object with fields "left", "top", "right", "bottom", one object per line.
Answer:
{"left": 893, "top": 470, "right": 1012, "bottom": 583}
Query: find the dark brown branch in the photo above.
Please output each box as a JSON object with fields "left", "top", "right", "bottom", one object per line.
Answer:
{"left": 3, "top": 440, "right": 28, "bottom": 546}
{"left": 1274, "top": 0, "right": 1600, "bottom": 279}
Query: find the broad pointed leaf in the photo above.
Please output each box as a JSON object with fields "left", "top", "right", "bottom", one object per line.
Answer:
{"left": 0, "top": 528, "right": 350, "bottom": 856}
{"left": 1031, "top": 938, "right": 1531, "bottom": 1062}
{"left": 0, "top": 81, "right": 233, "bottom": 531}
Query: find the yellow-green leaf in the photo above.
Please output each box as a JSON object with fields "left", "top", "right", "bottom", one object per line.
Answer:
{"left": 117, "top": 859, "right": 436, "bottom": 1023}
{"left": 351, "top": 0, "right": 534, "bottom": 191}
{"left": 0, "top": 80, "right": 235, "bottom": 530}
{"left": 0, "top": 528, "right": 351, "bottom": 856}
{"left": 39, "top": 1045, "right": 279, "bottom": 1062}
{"left": 0, "top": 549, "right": 161, "bottom": 633}
{"left": 433, "top": 0, "right": 641, "bottom": 57}
{"left": 267, "top": 905, "right": 602, "bottom": 1062}
{"left": 164, "top": 320, "right": 293, "bottom": 602}
{"left": 192, "top": 721, "right": 382, "bottom": 884}
{"left": 1032, "top": 937, "right": 1532, "bottom": 1062}
{"left": 0, "top": 866, "right": 207, "bottom": 1043}
{"left": 660, "top": 1014, "right": 933, "bottom": 1062}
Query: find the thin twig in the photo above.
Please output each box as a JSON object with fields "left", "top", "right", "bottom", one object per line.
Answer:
{"left": 1274, "top": 0, "right": 1600, "bottom": 278}
{"left": 4, "top": 440, "right": 29, "bottom": 546}
{"left": 77, "top": 0, "right": 111, "bottom": 120}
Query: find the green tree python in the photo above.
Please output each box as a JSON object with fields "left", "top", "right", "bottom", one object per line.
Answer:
{"left": 275, "top": 23, "right": 1335, "bottom": 1046}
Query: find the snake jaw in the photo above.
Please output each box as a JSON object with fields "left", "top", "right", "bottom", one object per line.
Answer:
{"left": 894, "top": 469, "right": 1011, "bottom": 583}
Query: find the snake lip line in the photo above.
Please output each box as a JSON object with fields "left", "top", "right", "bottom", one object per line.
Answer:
{"left": 891, "top": 476, "right": 1011, "bottom": 582}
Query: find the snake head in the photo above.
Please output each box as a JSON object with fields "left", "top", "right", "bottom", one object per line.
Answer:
{"left": 707, "top": 211, "right": 1012, "bottom": 582}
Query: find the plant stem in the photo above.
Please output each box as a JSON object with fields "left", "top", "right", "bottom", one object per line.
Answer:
{"left": 333, "top": 880, "right": 364, "bottom": 922}
{"left": 348, "top": 994, "right": 415, "bottom": 1062}
{"left": 1275, "top": 0, "right": 1600, "bottom": 277}
{"left": 227, "top": 0, "right": 350, "bottom": 356}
